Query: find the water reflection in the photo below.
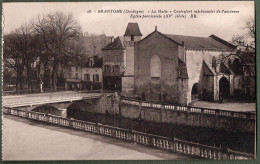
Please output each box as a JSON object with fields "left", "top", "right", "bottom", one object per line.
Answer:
{"left": 67, "top": 108, "right": 254, "bottom": 154}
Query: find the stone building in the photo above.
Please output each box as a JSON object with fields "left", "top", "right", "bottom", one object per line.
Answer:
{"left": 134, "top": 27, "right": 238, "bottom": 105}
{"left": 65, "top": 56, "right": 102, "bottom": 91}
{"left": 102, "top": 23, "right": 142, "bottom": 92}
{"left": 101, "top": 23, "right": 253, "bottom": 105}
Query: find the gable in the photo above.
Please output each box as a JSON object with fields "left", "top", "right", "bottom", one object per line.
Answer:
{"left": 138, "top": 31, "right": 181, "bottom": 47}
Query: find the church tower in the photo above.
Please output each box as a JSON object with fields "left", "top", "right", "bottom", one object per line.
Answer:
{"left": 122, "top": 23, "right": 142, "bottom": 93}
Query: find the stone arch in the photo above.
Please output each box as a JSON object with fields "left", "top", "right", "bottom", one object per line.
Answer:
{"left": 150, "top": 55, "right": 161, "bottom": 78}
{"left": 219, "top": 76, "right": 230, "bottom": 99}
{"left": 31, "top": 105, "right": 62, "bottom": 116}
{"left": 191, "top": 83, "right": 200, "bottom": 101}
{"left": 67, "top": 101, "right": 94, "bottom": 119}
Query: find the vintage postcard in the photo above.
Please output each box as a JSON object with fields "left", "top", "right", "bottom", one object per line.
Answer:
{"left": 2, "top": 1, "right": 256, "bottom": 161}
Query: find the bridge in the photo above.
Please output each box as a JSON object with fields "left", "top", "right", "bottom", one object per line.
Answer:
{"left": 2, "top": 91, "right": 255, "bottom": 159}
{"left": 3, "top": 91, "right": 105, "bottom": 117}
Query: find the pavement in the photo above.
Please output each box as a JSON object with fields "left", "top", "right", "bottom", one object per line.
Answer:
{"left": 2, "top": 115, "right": 190, "bottom": 161}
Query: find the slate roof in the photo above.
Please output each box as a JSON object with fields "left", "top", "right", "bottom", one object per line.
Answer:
{"left": 124, "top": 23, "right": 142, "bottom": 36}
{"left": 101, "top": 36, "right": 125, "bottom": 50}
{"left": 165, "top": 34, "right": 236, "bottom": 51}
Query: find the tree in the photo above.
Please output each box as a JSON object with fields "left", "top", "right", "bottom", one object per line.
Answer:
{"left": 218, "top": 16, "right": 255, "bottom": 76}
{"left": 3, "top": 25, "right": 41, "bottom": 92}
{"left": 231, "top": 16, "right": 255, "bottom": 51}
{"left": 32, "top": 11, "right": 83, "bottom": 90}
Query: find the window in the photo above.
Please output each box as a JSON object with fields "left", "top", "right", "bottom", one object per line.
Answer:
{"left": 84, "top": 74, "right": 90, "bottom": 81}
{"left": 69, "top": 73, "right": 72, "bottom": 78}
{"left": 93, "top": 74, "right": 99, "bottom": 82}
{"left": 113, "top": 65, "right": 120, "bottom": 73}
{"left": 150, "top": 55, "right": 161, "bottom": 78}
{"left": 112, "top": 65, "right": 114, "bottom": 72}
{"left": 115, "top": 55, "right": 119, "bottom": 62}
{"left": 75, "top": 67, "right": 78, "bottom": 71}
{"left": 104, "top": 65, "right": 112, "bottom": 73}
{"left": 107, "top": 65, "right": 111, "bottom": 72}
{"left": 131, "top": 35, "right": 134, "bottom": 41}
{"left": 75, "top": 73, "right": 78, "bottom": 79}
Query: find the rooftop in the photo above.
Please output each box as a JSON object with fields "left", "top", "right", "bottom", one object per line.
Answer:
{"left": 165, "top": 34, "right": 236, "bottom": 51}
{"left": 101, "top": 36, "right": 125, "bottom": 50}
{"left": 124, "top": 23, "right": 142, "bottom": 36}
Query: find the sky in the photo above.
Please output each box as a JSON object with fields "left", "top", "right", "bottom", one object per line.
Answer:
{"left": 2, "top": 1, "right": 254, "bottom": 41}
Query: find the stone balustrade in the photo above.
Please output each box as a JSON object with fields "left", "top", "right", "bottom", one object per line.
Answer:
{"left": 3, "top": 107, "right": 254, "bottom": 160}
{"left": 121, "top": 98, "right": 255, "bottom": 120}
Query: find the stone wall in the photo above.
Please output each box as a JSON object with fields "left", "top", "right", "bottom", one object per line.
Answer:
{"left": 185, "top": 50, "right": 236, "bottom": 103}
{"left": 122, "top": 44, "right": 135, "bottom": 93}
{"left": 119, "top": 103, "right": 255, "bottom": 134}
{"left": 134, "top": 32, "right": 181, "bottom": 103}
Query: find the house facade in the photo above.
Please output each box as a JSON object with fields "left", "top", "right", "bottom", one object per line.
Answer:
{"left": 134, "top": 27, "right": 238, "bottom": 105}
{"left": 65, "top": 56, "right": 102, "bottom": 91}
{"left": 102, "top": 23, "right": 142, "bottom": 92}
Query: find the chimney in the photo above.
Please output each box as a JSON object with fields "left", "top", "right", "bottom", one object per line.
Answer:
{"left": 111, "top": 36, "right": 114, "bottom": 43}
{"left": 155, "top": 26, "right": 157, "bottom": 31}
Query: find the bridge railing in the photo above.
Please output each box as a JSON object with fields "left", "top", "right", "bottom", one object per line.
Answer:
{"left": 3, "top": 92, "right": 83, "bottom": 107}
{"left": 120, "top": 98, "right": 255, "bottom": 120}
{"left": 3, "top": 107, "right": 254, "bottom": 160}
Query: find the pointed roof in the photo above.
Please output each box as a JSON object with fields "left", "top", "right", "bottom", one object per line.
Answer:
{"left": 101, "top": 36, "right": 125, "bottom": 50}
{"left": 124, "top": 23, "right": 142, "bottom": 36}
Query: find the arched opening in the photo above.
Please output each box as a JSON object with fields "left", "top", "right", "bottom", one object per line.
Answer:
{"left": 150, "top": 55, "right": 161, "bottom": 79}
{"left": 191, "top": 83, "right": 200, "bottom": 101}
{"left": 32, "top": 105, "right": 60, "bottom": 116}
{"left": 67, "top": 101, "right": 96, "bottom": 121}
{"left": 219, "top": 77, "right": 230, "bottom": 100}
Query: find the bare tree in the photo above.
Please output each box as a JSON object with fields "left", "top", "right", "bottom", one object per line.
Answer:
{"left": 32, "top": 11, "right": 83, "bottom": 90}
{"left": 218, "top": 17, "right": 255, "bottom": 77}
{"left": 3, "top": 33, "right": 25, "bottom": 91}
{"left": 231, "top": 16, "right": 255, "bottom": 51}
{"left": 20, "top": 24, "right": 41, "bottom": 92}
{"left": 3, "top": 25, "right": 40, "bottom": 92}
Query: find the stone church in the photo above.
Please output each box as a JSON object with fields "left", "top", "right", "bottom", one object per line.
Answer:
{"left": 103, "top": 23, "right": 243, "bottom": 105}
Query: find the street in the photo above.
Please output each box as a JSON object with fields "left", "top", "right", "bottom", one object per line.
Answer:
{"left": 3, "top": 115, "right": 190, "bottom": 160}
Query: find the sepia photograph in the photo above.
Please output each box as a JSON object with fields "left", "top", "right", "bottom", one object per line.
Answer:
{"left": 2, "top": 1, "right": 256, "bottom": 161}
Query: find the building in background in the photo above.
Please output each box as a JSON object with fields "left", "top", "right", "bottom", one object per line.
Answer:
{"left": 102, "top": 23, "right": 142, "bottom": 92}
{"left": 65, "top": 56, "right": 103, "bottom": 91}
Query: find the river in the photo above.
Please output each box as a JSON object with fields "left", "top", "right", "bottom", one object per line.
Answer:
{"left": 67, "top": 108, "right": 254, "bottom": 154}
